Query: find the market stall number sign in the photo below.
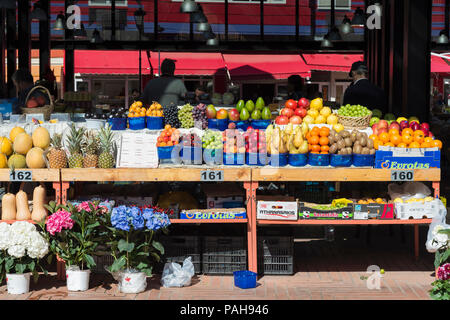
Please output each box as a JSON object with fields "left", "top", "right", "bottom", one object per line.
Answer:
{"left": 200, "top": 170, "right": 224, "bottom": 182}
{"left": 9, "top": 171, "right": 32, "bottom": 182}
{"left": 391, "top": 170, "right": 414, "bottom": 181}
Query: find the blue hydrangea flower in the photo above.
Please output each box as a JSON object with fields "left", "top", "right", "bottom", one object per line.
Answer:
{"left": 142, "top": 208, "right": 154, "bottom": 220}
{"left": 111, "top": 206, "right": 130, "bottom": 231}
{"left": 130, "top": 207, "right": 145, "bottom": 230}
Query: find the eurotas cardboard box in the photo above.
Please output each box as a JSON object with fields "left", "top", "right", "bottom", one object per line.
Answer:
{"left": 375, "top": 147, "right": 440, "bottom": 169}
{"left": 180, "top": 208, "right": 246, "bottom": 220}
{"left": 257, "top": 201, "right": 298, "bottom": 221}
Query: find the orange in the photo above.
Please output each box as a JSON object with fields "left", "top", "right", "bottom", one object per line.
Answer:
{"left": 413, "top": 130, "right": 424, "bottom": 144}
{"left": 166, "top": 141, "right": 173, "bottom": 147}
{"left": 311, "top": 145, "right": 321, "bottom": 153}
{"left": 409, "top": 142, "right": 421, "bottom": 148}
{"left": 424, "top": 137, "right": 433, "bottom": 143}
{"left": 397, "top": 143, "right": 407, "bottom": 148}
{"left": 310, "top": 127, "right": 320, "bottom": 136}
{"left": 430, "top": 139, "right": 442, "bottom": 149}
{"left": 402, "top": 128, "right": 413, "bottom": 136}
{"left": 308, "top": 144, "right": 313, "bottom": 151}
{"left": 384, "top": 142, "right": 395, "bottom": 147}
{"left": 319, "top": 137, "right": 329, "bottom": 146}
{"left": 319, "top": 127, "right": 330, "bottom": 137}
{"left": 421, "top": 142, "right": 431, "bottom": 148}
{"left": 401, "top": 134, "right": 413, "bottom": 145}
{"left": 374, "top": 140, "right": 383, "bottom": 150}
{"left": 308, "top": 136, "right": 320, "bottom": 145}
{"left": 390, "top": 134, "right": 402, "bottom": 146}
{"left": 156, "top": 111, "right": 163, "bottom": 117}
{"left": 305, "top": 132, "right": 311, "bottom": 141}
{"left": 159, "top": 142, "right": 166, "bottom": 147}
{"left": 320, "top": 151, "right": 329, "bottom": 154}
{"left": 369, "top": 134, "right": 378, "bottom": 141}
{"left": 388, "top": 129, "right": 399, "bottom": 136}
{"left": 321, "top": 145, "right": 330, "bottom": 152}
{"left": 164, "top": 124, "right": 171, "bottom": 130}
{"left": 379, "top": 132, "right": 390, "bottom": 144}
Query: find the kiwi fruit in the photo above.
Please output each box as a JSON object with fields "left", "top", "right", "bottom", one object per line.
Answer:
{"left": 369, "top": 149, "right": 376, "bottom": 155}
{"left": 353, "top": 145, "right": 362, "bottom": 154}
{"left": 360, "top": 137, "right": 367, "bottom": 147}
{"left": 329, "top": 134, "right": 335, "bottom": 145}
{"left": 361, "top": 147, "right": 370, "bottom": 155}
{"left": 329, "top": 144, "right": 338, "bottom": 154}
{"left": 344, "top": 137, "right": 352, "bottom": 147}
{"left": 367, "top": 139, "right": 374, "bottom": 149}
{"left": 346, "top": 147, "right": 353, "bottom": 155}
{"left": 337, "top": 140, "right": 346, "bottom": 150}
{"left": 340, "top": 131, "right": 350, "bottom": 138}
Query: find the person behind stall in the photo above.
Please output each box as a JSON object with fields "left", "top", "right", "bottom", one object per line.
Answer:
{"left": 343, "top": 61, "right": 387, "bottom": 111}
{"left": 131, "top": 89, "right": 140, "bottom": 101}
{"left": 286, "top": 75, "right": 304, "bottom": 100}
{"left": 194, "top": 85, "right": 206, "bottom": 102}
{"left": 141, "top": 59, "right": 187, "bottom": 107}
{"left": 12, "top": 69, "right": 49, "bottom": 114}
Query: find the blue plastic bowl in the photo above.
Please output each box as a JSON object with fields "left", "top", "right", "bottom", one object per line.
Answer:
{"left": 146, "top": 116, "right": 164, "bottom": 130}
{"left": 129, "top": 116, "right": 146, "bottom": 130}
{"left": 250, "top": 119, "right": 271, "bottom": 130}
{"left": 289, "top": 153, "right": 308, "bottom": 167}
{"left": 308, "top": 153, "right": 330, "bottom": 166}
{"left": 228, "top": 120, "right": 250, "bottom": 131}
{"left": 246, "top": 152, "right": 268, "bottom": 166}
{"left": 182, "top": 146, "right": 203, "bottom": 164}
{"left": 352, "top": 154, "right": 375, "bottom": 167}
{"left": 234, "top": 270, "right": 257, "bottom": 289}
{"left": 208, "top": 118, "right": 229, "bottom": 131}
{"left": 107, "top": 117, "right": 127, "bottom": 130}
{"left": 203, "top": 147, "right": 223, "bottom": 165}
{"left": 330, "top": 154, "right": 352, "bottom": 167}
{"left": 269, "top": 153, "right": 288, "bottom": 167}
{"left": 157, "top": 146, "right": 175, "bottom": 160}
{"left": 223, "top": 152, "right": 245, "bottom": 166}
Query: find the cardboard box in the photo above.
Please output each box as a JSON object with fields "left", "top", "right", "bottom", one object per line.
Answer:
{"left": 203, "top": 183, "right": 245, "bottom": 209}
{"left": 395, "top": 199, "right": 439, "bottom": 220}
{"left": 257, "top": 201, "right": 298, "bottom": 221}
{"left": 375, "top": 147, "right": 440, "bottom": 169}
{"left": 353, "top": 203, "right": 395, "bottom": 220}
{"left": 298, "top": 203, "right": 353, "bottom": 220}
{"left": 180, "top": 208, "right": 246, "bottom": 220}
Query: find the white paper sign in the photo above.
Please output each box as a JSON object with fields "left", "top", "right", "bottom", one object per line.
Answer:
{"left": 116, "top": 131, "right": 159, "bottom": 168}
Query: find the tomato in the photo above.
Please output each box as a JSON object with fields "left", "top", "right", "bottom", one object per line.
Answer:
{"left": 285, "top": 99, "right": 297, "bottom": 110}
{"left": 298, "top": 98, "right": 310, "bottom": 108}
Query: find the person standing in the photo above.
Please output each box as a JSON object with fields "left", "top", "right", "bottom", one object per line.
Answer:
{"left": 343, "top": 61, "right": 387, "bottom": 111}
{"left": 141, "top": 59, "right": 187, "bottom": 107}
{"left": 12, "top": 69, "right": 49, "bottom": 114}
{"left": 286, "top": 75, "right": 304, "bottom": 100}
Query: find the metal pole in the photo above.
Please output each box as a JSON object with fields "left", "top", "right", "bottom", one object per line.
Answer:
{"left": 158, "top": 50, "right": 161, "bottom": 76}
{"left": 260, "top": 0, "right": 264, "bottom": 41}
{"left": 139, "top": 32, "right": 142, "bottom": 93}
{"left": 331, "top": 0, "right": 335, "bottom": 27}
{"left": 446, "top": 0, "right": 449, "bottom": 37}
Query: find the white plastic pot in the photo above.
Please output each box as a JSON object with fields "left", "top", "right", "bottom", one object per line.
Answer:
{"left": 6, "top": 273, "right": 30, "bottom": 295}
{"left": 118, "top": 271, "right": 147, "bottom": 294}
{"left": 66, "top": 269, "right": 91, "bottom": 292}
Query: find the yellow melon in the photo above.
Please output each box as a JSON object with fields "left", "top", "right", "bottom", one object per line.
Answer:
{"left": 8, "top": 154, "right": 26, "bottom": 169}
{"left": 9, "top": 127, "right": 26, "bottom": 143}
{"left": 0, "top": 153, "right": 7, "bottom": 168}
{"left": 32, "top": 127, "right": 50, "bottom": 149}
{"left": 0, "top": 137, "right": 13, "bottom": 156}
{"left": 13, "top": 133, "right": 33, "bottom": 155}
{"left": 26, "top": 147, "right": 45, "bottom": 168}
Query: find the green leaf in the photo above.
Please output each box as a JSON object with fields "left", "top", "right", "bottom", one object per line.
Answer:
{"left": 29, "top": 260, "right": 36, "bottom": 272}
{"left": 137, "top": 252, "right": 149, "bottom": 257}
{"left": 32, "top": 270, "right": 39, "bottom": 284}
{"left": 151, "top": 241, "right": 164, "bottom": 255}
{"left": 84, "top": 254, "right": 96, "bottom": 269}
{"left": 150, "top": 252, "right": 161, "bottom": 262}
{"left": 142, "top": 267, "right": 153, "bottom": 277}
{"left": 441, "top": 249, "right": 450, "bottom": 264}
{"left": 118, "top": 239, "right": 135, "bottom": 253}
{"left": 136, "top": 262, "right": 148, "bottom": 270}
{"left": 110, "top": 255, "right": 127, "bottom": 272}
{"left": 435, "top": 251, "right": 442, "bottom": 269}
{"left": 5, "top": 258, "right": 14, "bottom": 273}
{"left": 15, "top": 263, "right": 26, "bottom": 274}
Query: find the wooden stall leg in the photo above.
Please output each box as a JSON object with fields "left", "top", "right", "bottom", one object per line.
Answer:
{"left": 251, "top": 181, "right": 258, "bottom": 274}
{"left": 52, "top": 182, "right": 61, "bottom": 205}
{"left": 244, "top": 181, "right": 258, "bottom": 274}
{"left": 432, "top": 182, "right": 440, "bottom": 198}
{"left": 56, "top": 255, "right": 66, "bottom": 281}
{"left": 414, "top": 224, "right": 419, "bottom": 261}
{"left": 61, "top": 182, "right": 70, "bottom": 205}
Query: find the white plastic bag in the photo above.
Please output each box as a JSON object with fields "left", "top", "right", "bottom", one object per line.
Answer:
{"left": 388, "top": 182, "right": 431, "bottom": 201}
{"left": 161, "top": 257, "right": 195, "bottom": 288}
{"left": 425, "top": 199, "right": 449, "bottom": 253}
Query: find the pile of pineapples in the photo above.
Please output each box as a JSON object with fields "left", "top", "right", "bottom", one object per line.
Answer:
{"left": 46, "top": 124, "right": 116, "bottom": 169}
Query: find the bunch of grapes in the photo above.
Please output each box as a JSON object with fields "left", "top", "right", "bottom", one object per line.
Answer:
{"left": 163, "top": 104, "right": 180, "bottom": 128}
{"left": 193, "top": 103, "right": 208, "bottom": 129}
{"left": 181, "top": 133, "right": 202, "bottom": 147}
{"left": 178, "top": 104, "right": 194, "bottom": 128}
{"left": 338, "top": 104, "right": 371, "bottom": 117}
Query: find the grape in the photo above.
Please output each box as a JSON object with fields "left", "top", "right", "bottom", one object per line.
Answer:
{"left": 163, "top": 104, "right": 180, "bottom": 128}
{"left": 337, "top": 104, "right": 371, "bottom": 117}
{"left": 178, "top": 104, "right": 195, "bottom": 129}
{"left": 202, "top": 130, "right": 223, "bottom": 149}
{"left": 193, "top": 103, "right": 208, "bottom": 129}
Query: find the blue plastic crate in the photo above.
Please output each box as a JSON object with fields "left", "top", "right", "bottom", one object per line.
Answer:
{"left": 234, "top": 270, "right": 257, "bottom": 289}
{"left": 107, "top": 117, "right": 127, "bottom": 130}
{"left": 353, "top": 154, "right": 375, "bottom": 167}
{"left": 129, "top": 116, "right": 146, "bottom": 130}
{"left": 158, "top": 146, "right": 175, "bottom": 160}
{"left": 223, "top": 152, "right": 245, "bottom": 165}
{"left": 330, "top": 154, "right": 352, "bottom": 167}
{"left": 374, "top": 149, "right": 440, "bottom": 169}
{"left": 250, "top": 119, "right": 271, "bottom": 130}
{"left": 208, "top": 118, "right": 229, "bottom": 131}
{"left": 269, "top": 153, "right": 288, "bottom": 167}
{"left": 289, "top": 153, "right": 308, "bottom": 167}
{"left": 146, "top": 116, "right": 164, "bottom": 130}
{"left": 246, "top": 153, "right": 268, "bottom": 166}
{"left": 308, "top": 153, "right": 330, "bottom": 166}
{"left": 229, "top": 120, "right": 250, "bottom": 131}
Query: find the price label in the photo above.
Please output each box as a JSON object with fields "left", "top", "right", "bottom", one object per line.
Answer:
{"left": 391, "top": 170, "right": 414, "bottom": 182}
{"left": 200, "top": 170, "right": 224, "bottom": 182}
{"left": 9, "top": 170, "right": 33, "bottom": 182}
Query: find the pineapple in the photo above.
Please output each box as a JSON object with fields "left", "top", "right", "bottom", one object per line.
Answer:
{"left": 82, "top": 131, "right": 100, "bottom": 168}
{"left": 98, "top": 125, "right": 116, "bottom": 169}
{"left": 66, "top": 124, "right": 85, "bottom": 168}
{"left": 47, "top": 133, "right": 67, "bottom": 169}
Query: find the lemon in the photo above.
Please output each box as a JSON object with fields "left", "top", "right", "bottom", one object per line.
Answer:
{"left": 327, "top": 114, "right": 339, "bottom": 125}
{"left": 380, "top": 269, "right": 385, "bottom": 275}
{"left": 333, "top": 124, "right": 344, "bottom": 133}
{"left": 320, "top": 107, "right": 332, "bottom": 117}
{"left": 0, "top": 137, "right": 13, "bottom": 156}
{"left": 0, "top": 153, "right": 7, "bottom": 168}
{"left": 303, "top": 115, "right": 315, "bottom": 125}
{"left": 315, "top": 115, "right": 327, "bottom": 124}
{"left": 307, "top": 109, "right": 319, "bottom": 119}
{"left": 310, "top": 98, "right": 323, "bottom": 111}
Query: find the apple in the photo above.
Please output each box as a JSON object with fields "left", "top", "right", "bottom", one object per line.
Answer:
{"left": 400, "top": 120, "right": 409, "bottom": 130}
{"left": 275, "top": 115, "right": 289, "bottom": 125}
{"left": 389, "top": 121, "right": 400, "bottom": 132}
{"left": 369, "top": 117, "right": 380, "bottom": 127}
{"left": 428, "top": 131, "right": 434, "bottom": 138}
{"left": 378, "top": 128, "right": 388, "bottom": 135}
{"left": 289, "top": 116, "right": 303, "bottom": 124}
{"left": 294, "top": 108, "right": 307, "bottom": 118}
{"left": 228, "top": 108, "right": 240, "bottom": 121}
{"left": 285, "top": 99, "right": 297, "bottom": 110}
{"left": 280, "top": 108, "right": 294, "bottom": 118}
{"left": 228, "top": 122, "right": 237, "bottom": 129}
{"left": 378, "top": 120, "right": 388, "bottom": 130}
{"left": 217, "top": 108, "right": 228, "bottom": 120}
{"left": 420, "top": 123, "right": 430, "bottom": 131}
{"left": 410, "top": 122, "right": 420, "bottom": 131}
{"left": 297, "top": 98, "right": 310, "bottom": 108}
{"left": 421, "top": 127, "right": 429, "bottom": 136}
{"left": 206, "top": 105, "right": 217, "bottom": 119}
{"left": 372, "top": 124, "right": 379, "bottom": 136}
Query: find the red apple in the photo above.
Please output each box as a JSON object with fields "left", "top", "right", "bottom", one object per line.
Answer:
{"left": 378, "top": 128, "right": 388, "bottom": 135}
{"left": 389, "top": 122, "right": 400, "bottom": 132}
{"left": 289, "top": 116, "right": 303, "bottom": 124}
{"left": 285, "top": 99, "right": 297, "bottom": 110}
{"left": 421, "top": 127, "right": 429, "bottom": 136}
{"left": 298, "top": 98, "right": 310, "bottom": 108}
{"left": 372, "top": 124, "right": 379, "bottom": 136}
{"left": 216, "top": 108, "right": 228, "bottom": 120}
{"left": 206, "top": 105, "right": 217, "bottom": 119}
{"left": 280, "top": 108, "right": 294, "bottom": 118}
{"left": 410, "top": 122, "right": 420, "bottom": 131}
{"left": 378, "top": 120, "right": 388, "bottom": 130}
{"left": 420, "top": 123, "right": 430, "bottom": 131}
{"left": 400, "top": 120, "right": 409, "bottom": 130}
{"left": 294, "top": 108, "right": 307, "bottom": 118}
{"left": 275, "top": 116, "right": 289, "bottom": 125}
{"left": 228, "top": 108, "right": 240, "bottom": 121}
{"left": 428, "top": 131, "right": 434, "bottom": 138}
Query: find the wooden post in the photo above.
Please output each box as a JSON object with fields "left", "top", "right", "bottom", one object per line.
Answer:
{"left": 18, "top": 0, "right": 31, "bottom": 71}
{"left": 6, "top": 7, "right": 16, "bottom": 98}
{"left": 39, "top": 0, "right": 51, "bottom": 79}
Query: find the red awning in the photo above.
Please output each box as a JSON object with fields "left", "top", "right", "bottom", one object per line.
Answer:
{"left": 431, "top": 55, "right": 450, "bottom": 73}
{"left": 74, "top": 50, "right": 225, "bottom": 76}
{"left": 222, "top": 54, "right": 311, "bottom": 80}
{"left": 302, "top": 54, "right": 364, "bottom": 72}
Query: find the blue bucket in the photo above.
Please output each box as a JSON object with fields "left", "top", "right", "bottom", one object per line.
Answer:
{"left": 129, "top": 116, "right": 146, "bottom": 130}
{"left": 146, "top": 116, "right": 164, "bottom": 130}
{"left": 269, "top": 153, "right": 288, "bottom": 167}
{"left": 182, "top": 146, "right": 203, "bottom": 164}
{"left": 308, "top": 153, "right": 330, "bottom": 166}
{"left": 157, "top": 146, "right": 175, "bottom": 159}
{"left": 223, "top": 153, "right": 245, "bottom": 165}
{"left": 107, "top": 117, "right": 127, "bottom": 130}
{"left": 330, "top": 154, "right": 352, "bottom": 167}
{"left": 352, "top": 154, "right": 375, "bottom": 167}
{"left": 250, "top": 119, "right": 271, "bottom": 130}
{"left": 234, "top": 270, "right": 257, "bottom": 289}
{"left": 229, "top": 120, "right": 250, "bottom": 131}
{"left": 246, "top": 153, "right": 268, "bottom": 166}
{"left": 289, "top": 153, "right": 308, "bottom": 167}
{"left": 208, "top": 118, "right": 229, "bottom": 131}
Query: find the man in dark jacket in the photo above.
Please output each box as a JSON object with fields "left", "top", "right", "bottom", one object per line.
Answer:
{"left": 12, "top": 69, "right": 49, "bottom": 114}
{"left": 343, "top": 62, "right": 387, "bottom": 111}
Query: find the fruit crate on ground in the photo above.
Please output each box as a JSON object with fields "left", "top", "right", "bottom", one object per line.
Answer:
{"left": 202, "top": 236, "right": 247, "bottom": 274}
{"left": 257, "top": 236, "right": 294, "bottom": 275}
{"left": 160, "top": 235, "right": 201, "bottom": 274}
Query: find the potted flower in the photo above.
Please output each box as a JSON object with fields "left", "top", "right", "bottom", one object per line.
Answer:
{"left": 101, "top": 206, "right": 171, "bottom": 294}
{"left": 0, "top": 221, "right": 49, "bottom": 295}
{"left": 429, "top": 225, "right": 450, "bottom": 300}
{"left": 41, "top": 201, "right": 104, "bottom": 292}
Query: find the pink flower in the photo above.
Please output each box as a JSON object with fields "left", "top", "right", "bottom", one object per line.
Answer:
{"left": 46, "top": 210, "right": 74, "bottom": 235}
{"left": 76, "top": 201, "right": 106, "bottom": 215}
{"left": 437, "top": 263, "right": 450, "bottom": 281}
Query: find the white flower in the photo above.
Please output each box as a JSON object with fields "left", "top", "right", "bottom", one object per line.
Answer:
{"left": 0, "top": 222, "right": 11, "bottom": 250}
{"left": 432, "top": 225, "right": 444, "bottom": 236}
{"left": 27, "top": 231, "right": 49, "bottom": 259}
{"left": 7, "top": 244, "right": 26, "bottom": 258}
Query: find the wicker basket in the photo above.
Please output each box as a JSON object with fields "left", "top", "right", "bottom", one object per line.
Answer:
{"left": 337, "top": 112, "right": 372, "bottom": 129}
{"left": 21, "top": 86, "right": 54, "bottom": 121}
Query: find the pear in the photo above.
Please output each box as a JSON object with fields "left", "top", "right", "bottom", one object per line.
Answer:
{"left": 301, "top": 123, "right": 309, "bottom": 138}
{"left": 285, "top": 123, "right": 294, "bottom": 135}
{"left": 298, "top": 141, "right": 309, "bottom": 154}
{"left": 294, "top": 131, "right": 304, "bottom": 149}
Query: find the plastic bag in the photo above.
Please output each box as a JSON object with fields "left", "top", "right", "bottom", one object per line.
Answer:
{"left": 425, "top": 199, "right": 449, "bottom": 253}
{"left": 388, "top": 182, "right": 431, "bottom": 201}
{"left": 161, "top": 257, "right": 195, "bottom": 288}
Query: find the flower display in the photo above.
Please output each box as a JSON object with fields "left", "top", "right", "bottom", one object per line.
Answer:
{"left": 46, "top": 210, "right": 74, "bottom": 235}
{"left": 437, "top": 263, "right": 450, "bottom": 281}
{"left": 111, "top": 206, "right": 170, "bottom": 232}
{"left": 76, "top": 201, "right": 108, "bottom": 214}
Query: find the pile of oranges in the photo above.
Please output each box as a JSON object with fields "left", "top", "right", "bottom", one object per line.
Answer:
{"left": 306, "top": 126, "right": 330, "bottom": 154}
{"left": 156, "top": 125, "right": 180, "bottom": 147}
{"left": 371, "top": 128, "right": 442, "bottom": 149}
{"left": 146, "top": 102, "right": 164, "bottom": 117}
{"left": 128, "top": 101, "right": 147, "bottom": 118}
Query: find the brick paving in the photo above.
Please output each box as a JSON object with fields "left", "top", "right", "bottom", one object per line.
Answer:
{"left": 0, "top": 225, "right": 437, "bottom": 300}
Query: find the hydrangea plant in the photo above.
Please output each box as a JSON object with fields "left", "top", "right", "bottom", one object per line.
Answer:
{"left": 430, "top": 228, "right": 450, "bottom": 300}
